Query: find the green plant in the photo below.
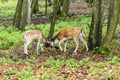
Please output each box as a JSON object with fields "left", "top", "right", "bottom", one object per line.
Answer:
{"left": 19, "top": 66, "right": 35, "bottom": 80}
{"left": 111, "top": 56, "right": 119, "bottom": 64}
{"left": 105, "top": 74, "right": 113, "bottom": 80}
{"left": 0, "top": 25, "right": 23, "bottom": 49}
{"left": 78, "top": 57, "right": 90, "bottom": 67}
{"left": 7, "top": 67, "right": 19, "bottom": 75}
{"left": 111, "top": 39, "right": 119, "bottom": 45}
{"left": 94, "top": 46, "right": 112, "bottom": 55}
{"left": 46, "top": 56, "right": 64, "bottom": 70}
{"left": 89, "top": 67, "right": 100, "bottom": 78}
{"left": 97, "top": 62, "right": 105, "bottom": 68}
{"left": 0, "top": 57, "right": 14, "bottom": 64}
{"left": 3, "top": 75, "right": 9, "bottom": 80}
{"left": 66, "top": 59, "right": 78, "bottom": 69}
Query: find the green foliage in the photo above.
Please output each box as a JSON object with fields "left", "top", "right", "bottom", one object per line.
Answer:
{"left": 7, "top": 67, "right": 19, "bottom": 75}
{"left": 46, "top": 56, "right": 64, "bottom": 70}
{"left": 0, "top": 0, "right": 17, "bottom": 18}
{"left": 97, "top": 62, "right": 105, "bottom": 68}
{"left": 0, "top": 57, "right": 14, "bottom": 64}
{"left": 105, "top": 73, "right": 113, "bottom": 80}
{"left": 78, "top": 57, "right": 90, "bottom": 67}
{"left": 111, "top": 39, "right": 119, "bottom": 45}
{"left": 93, "top": 46, "right": 112, "bottom": 55}
{"left": 20, "top": 66, "right": 35, "bottom": 80}
{"left": 0, "top": 25, "right": 23, "bottom": 49}
{"left": 6, "top": 66, "right": 36, "bottom": 80}
{"left": 0, "top": 9, "right": 15, "bottom": 18}
{"left": 65, "top": 59, "right": 78, "bottom": 69}
{"left": 3, "top": 75, "right": 9, "bottom": 80}
{"left": 89, "top": 67, "right": 100, "bottom": 78}
{"left": 42, "top": 72, "right": 57, "bottom": 80}
{"left": 24, "top": 55, "right": 38, "bottom": 65}
{"left": 0, "top": 0, "right": 17, "bottom": 8}
{"left": 104, "top": 67, "right": 119, "bottom": 80}
{"left": 111, "top": 56, "right": 119, "bottom": 64}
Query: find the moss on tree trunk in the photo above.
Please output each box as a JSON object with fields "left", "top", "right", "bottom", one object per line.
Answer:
{"left": 61, "top": 0, "right": 70, "bottom": 18}
{"left": 88, "top": 0, "right": 103, "bottom": 50}
{"left": 102, "top": 0, "right": 120, "bottom": 47}
{"left": 13, "top": 0, "right": 23, "bottom": 29}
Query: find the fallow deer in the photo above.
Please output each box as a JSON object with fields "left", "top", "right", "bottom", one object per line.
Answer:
{"left": 24, "top": 30, "right": 46, "bottom": 55}
{"left": 50, "top": 27, "right": 89, "bottom": 52}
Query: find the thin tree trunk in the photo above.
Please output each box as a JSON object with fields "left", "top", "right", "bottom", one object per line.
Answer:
{"left": 48, "top": 0, "right": 57, "bottom": 39}
{"left": 13, "top": 0, "right": 23, "bottom": 29}
{"left": 102, "top": 0, "right": 120, "bottom": 47}
{"left": 45, "top": 0, "right": 47, "bottom": 15}
{"left": 27, "top": 0, "right": 31, "bottom": 25}
{"left": 88, "top": 0, "right": 103, "bottom": 50}
{"left": 31, "top": 0, "right": 39, "bottom": 17}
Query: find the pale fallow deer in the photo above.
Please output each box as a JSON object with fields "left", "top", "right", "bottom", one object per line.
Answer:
{"left": 24, "top": 30, "right": 47, "bottom": 55}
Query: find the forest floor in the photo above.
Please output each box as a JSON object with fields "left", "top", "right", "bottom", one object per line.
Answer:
{"left": 0, "top": 42, "right": 120, "bottom": 80}
{"left": 0, "top": 2, "right": 120, "bottom": 80}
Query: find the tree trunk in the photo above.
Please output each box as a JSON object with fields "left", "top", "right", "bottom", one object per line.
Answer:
{"left": 86, "top": 0, "right": 93, "bottom": 7}
{"left": 27, "top": 0, "right": 32, "bottom": 25}
{"left": 21, "top": 0, "right": 32, "bottom": 28}
{"left": 61, "top": 0, "right": 70, "bottom": 18}
{"left": 45, "top": 0, "right": 47, "bottom": 15}
{"left": 48, "top": 0, "right": 52, "bottom": 6}
{"left": 56, "top": 0, "right": 61, "bottom": 15}
{"left": 88, "top": 0, "right": 103, "bottom": 50}
{"left": 102, "top": 0, "right": 120, "bottom": 47}
{"left": 13, "top": 0, "right": 23, "bottom": 29}
{"left": 31, "top": 0, "right": 39, "bottom": 17}
{"left": 48, "top": 0, "right": 57, "bottom": 39}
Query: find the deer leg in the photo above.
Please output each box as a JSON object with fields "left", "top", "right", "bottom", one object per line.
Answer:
{"left": 73, "top": 38, "right": 79, "bottom": 52}
{"left": 80, "top": 36, "right": 88, "bottom": 51}
{"left": 58, "top": 40, "right": 64, "bottom": 51}
{"left": 24, "top": 39, "right": 32, "bottom": 55}
{"left": 37, "top": 37, "right": 41, "bottom": 53}
{"left": 64, "top": 41, "right": 68, "bottom": 52}
{"left": 24, "top": 42, "right": 28, "bottom": 54}
{"left": 40, "top": 43, "right": 44, "bottom": 51}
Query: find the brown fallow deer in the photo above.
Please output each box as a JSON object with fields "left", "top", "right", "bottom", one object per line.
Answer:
{"left": 24, "top": 30, "right": 47, "bottom": 55}
{"left": 50, "top": 27, "right": 89, "bottom": 52}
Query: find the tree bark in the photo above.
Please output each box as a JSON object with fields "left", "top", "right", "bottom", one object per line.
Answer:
{"left": 27, "top": 0, "right": 32, "bottom": 25}
{"left": 102, "top": 0, "right": 120, "bottom": 47}
{"left": 86, "top": 0, "right": 93, "bottom": 7}
{"left": 45, "top": 0, "right": 48, "bottom": 15}
{"left": 88, "top": 0, "right": 103, "bottom": 50}
{"left": 21, "top": 0, "right": 32, "bottom": 28}
{"left": 31, "top": 0, "right": 39, "bottom": 17}
{"left": 48, "top": 0, "right": 52, "bottom": 6}
{"left": 48, "top": 0, "right": 57, "bottom": 39}
{"left": 61, "top": 0, "right": 70, "bottom": 18}
{"left": 13, "top": 0, "right": 23, "bottom": 29}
